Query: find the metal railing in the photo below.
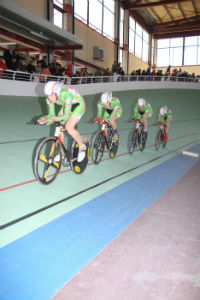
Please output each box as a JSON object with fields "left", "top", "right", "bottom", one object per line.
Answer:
{"left": 0, "top": 68, "right": 199, "bottom": 84}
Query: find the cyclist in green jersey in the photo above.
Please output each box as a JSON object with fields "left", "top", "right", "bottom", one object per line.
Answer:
{"left": 157, "top": 106, "right": 173, "bottom": 140}
{"left": 133, "top": 98, "right": 153, "bottom": 139}
{"left": 37, "top": 81, "right": 86, "bottom": 162}
{"left": 94, "top": 92, "right": 123, "bottom": 142}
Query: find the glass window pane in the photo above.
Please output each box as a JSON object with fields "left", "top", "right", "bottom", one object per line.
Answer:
{"left": 129, "top": 29, "right": 135, "bottom": 53}
{"left": 119, "top": 49, "right": 123, "bottom": 66}
{"left": 135, "top": 34, "right": 142, "bottom": 57}
{"left": 143, "top": 30, "right": 149, "bottom": 43}
{"left": 184, "top": 46, "right": 197, "bottom": 65}
{"left": 103, "top": 8, "right": 114, "bottom": 39}
{"left": 53, "top": 8, "right": 62, "bottom": 28}
{"left": 120, "top": 20, "right": 124, "bottom": 46}
{"left": 142, "top": 41, "right": 148, "bottom": 62}
{"left": 170, "top": 47, "right": 183, "bottom": 66}
{"left": 129, "top": 16, "right": 135, "bottom": 30}
{"left": 136, "top": 22, "right": 142, "bottom": 36}
{"left": 74, "top": 0, "right": 88, "bottom": 24}
{"left": 157, "top": 39, "right": 170, "bottom": 48}
{"left": 120, "top": 8, "right": 124, "bottom": 21}
{"left": 53, "top": 0, "right": 63, "bottom": 9}
{"left": 89, "top": 0, "right": 102, "bottom": 32}
{"left": 198, "top": 46, "right": 200, "bottom": 64}
{"left": 170, "top": 37, "right": 183, "bottom": 47}
{"left": 157, "top": 48, "right": 169, "bottom": 67}
{"left": 185, "top": 36, "right": 198, "bottom": 46}
{"left": 104, "top": 0, "right": 115, "bottom": 12}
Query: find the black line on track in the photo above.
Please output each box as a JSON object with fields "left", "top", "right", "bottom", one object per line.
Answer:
{"left": 1, "top": 139, "right": 199, "bottom": 230}
{"left": 1, "top": 118, "right": 200, "bottom": 145}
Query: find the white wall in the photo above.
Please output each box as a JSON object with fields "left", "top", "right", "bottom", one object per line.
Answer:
{"left": 0, "top": 79, "right": 200, "bottom": 97}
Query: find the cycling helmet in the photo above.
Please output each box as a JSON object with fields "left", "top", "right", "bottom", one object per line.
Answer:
{"left": 137, "top": 98, "right": 146, "bottom": 107}
{"left": 160, "top": 106, "right": 167, "bottom": 116}
{"left": 44, "top": 81, "right": 64, "bottom": 96}
{"left": 101, "top": 92, "right": 112, "bottom": 104}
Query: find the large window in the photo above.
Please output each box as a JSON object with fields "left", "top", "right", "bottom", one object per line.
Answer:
{"left": 53, "top": 0, "right": 64, "bottom": 28}
{"left": 157, "top": 36, "right": 200, "bottom": 67}
{"left": 74, "top": 0, "right": 115, "bottom": 41}
{"left": 129, "top": 16, "right": 149, "bottom": 62}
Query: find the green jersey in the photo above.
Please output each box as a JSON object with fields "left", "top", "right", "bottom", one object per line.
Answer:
{"left": 42, "top": 86, "right": 85, "bottom": 123}
{"left": 133, "top": 103, "right": 153, "bottom": 121}
{"left": 97, "top": 97, "right": 123, "bottom": 120}
{"left": 158, "top": 109, "right": 173, "bottom": 124}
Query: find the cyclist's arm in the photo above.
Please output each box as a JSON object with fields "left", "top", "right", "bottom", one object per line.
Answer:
{"left": 38, "top": 99, "right": 56, "bottom": 124}
{"left": 133, "top": 105, "right": 140, "bottom": 120}
{"left": 97, "top": 101, "right": 104, "bottom": 119}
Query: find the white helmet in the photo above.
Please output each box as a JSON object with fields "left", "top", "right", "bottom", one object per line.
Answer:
{"left": 101, "top": 92, "right": 112, "bottom": 104}
{"left": 137, "top": 98, "right": 146, "bottom": 107}
{"left": 44, "top": 81, "right": 64, "bottom": 96}
{"left": 160, "top": 106, "right": 167, "bottom": 116}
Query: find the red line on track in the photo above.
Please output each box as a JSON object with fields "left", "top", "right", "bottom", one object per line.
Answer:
{"left": 1, "top": 132, "right": 200, "bottom": 192}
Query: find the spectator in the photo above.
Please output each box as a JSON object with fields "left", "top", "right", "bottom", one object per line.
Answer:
{"left": 0, "top": 56, "right": 7, "bottom": 78}
{"left": 39, "top": 65, "right": 51, "bottom": 82}
{"left": 111, "top": 60, "right": 118, "bottom": 75}
{"left": 18, "top": 58, "right": 27, "bottom": 72}
{"left": 3, "top": 46, "right": 13, "bottom": 66}
{"left": 6, "top": 56, "right": 18, "bottom": 71}
{"left": 35, "top": 61, "right": 42, "bottom": 73}
{"left": 40, "top": 55, "right": 48, "bottom": 69}
{"left": 26, "top": 60, "right": 36, "bottom": 73}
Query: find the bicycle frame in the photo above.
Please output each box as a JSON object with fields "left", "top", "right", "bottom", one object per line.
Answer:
{"left": 101, "top": 120, "right": 113, "bottom": 150}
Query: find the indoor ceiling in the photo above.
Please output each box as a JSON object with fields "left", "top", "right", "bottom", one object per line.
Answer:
{"left": 120, "top": 0, "right": 200, "bottom": 39}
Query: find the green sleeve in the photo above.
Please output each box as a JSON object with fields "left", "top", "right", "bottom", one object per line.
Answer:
{"left": 133, "top": 104, "right": 139, "bottom": 119}
{"left": 97, "top": 100, "right": 104, "bottom": 119}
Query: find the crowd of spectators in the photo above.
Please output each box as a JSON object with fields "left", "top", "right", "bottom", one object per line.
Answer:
{"left": 0, "top": 47, "right": 71, "bottom": 82}
{"left": 0, "top": 48, "right": 199, "bottom": 83}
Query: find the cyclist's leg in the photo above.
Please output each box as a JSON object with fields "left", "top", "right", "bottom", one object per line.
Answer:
{"left": 110, "top": 111, "right": 121, "bottom": 142}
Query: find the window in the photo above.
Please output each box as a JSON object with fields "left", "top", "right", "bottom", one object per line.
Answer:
{"left": 129, "top": 16, "right": 149, "bottom": 62}
{"left": 53, "top": 0, "right": 64, "bottom": 28}
{"left": 89, "top": 0, "right": 102, "bottom": 33}
{"left": 119, "top": 8, "right": 124, "bottom": 46}
{"left": 157, "top": 36, "right": 200, "bottom": 67}
{"left": 103, "top": 1, "right": 115, "bottom": 39}
{"left": 74, "top": 0, "right": 88, "bottom": 24}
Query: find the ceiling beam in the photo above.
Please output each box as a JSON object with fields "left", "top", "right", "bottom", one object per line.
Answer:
{"left": 177, "top": 2, "right": 185, "bottom": 19}
{"left": 153, "top": 16, "right": 200, "bottom": 28}
{"left": 125, "top": 0, "right": 190, "bottom": 10}
{"left": 153, "top": 22, "right": 200, "bottom": 34}
{"left": 163, "top": 6, "right": 174, "bottom": 21}
{"left": 0, "top": 27, "right": 44, "bottom": 50}
{"left": 154, "top": 29, "right": 200, "bottom": 39}
{"left": 191, "top": 0, "right": 198, "bottom": 16}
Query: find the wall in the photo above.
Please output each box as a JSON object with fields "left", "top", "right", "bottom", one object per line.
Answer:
{"left": 74, "top": 19, "right": 115, "bottom": 71}
{"left": 0, "top": 79, "right": 200, "bottom": 97}
{"left": 12, "top": 0, "right": 46, "bottom": 19}
{"left": 129, "top": 53, "right": 149, "bottom": 73}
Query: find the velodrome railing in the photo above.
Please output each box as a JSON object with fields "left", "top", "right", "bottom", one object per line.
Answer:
{"left": 0, "top": 68, "right": 199, "bottom": 85}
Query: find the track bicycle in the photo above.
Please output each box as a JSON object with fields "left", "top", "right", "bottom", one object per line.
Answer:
{"left": 91, "top": 119, "right": 119, "bottom": 164}
{"left": 34, "top": 122, "right": 90, "bottom": 185}
{"left": 155, "top": 122, "right": 167, "bottom": 151}
{"left": 127, "top": 120, "right": 147, "bottom": 154}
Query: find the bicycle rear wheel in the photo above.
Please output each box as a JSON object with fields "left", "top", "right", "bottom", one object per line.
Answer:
{"left": 127, "top": 129, "right": 137, "bottom": 154}
{"left": 70, "top": 135, "right": 90, "bottom": 174}
{"left": 108, "top": 130, "right": 119, "bottom": 159}
{"left": 91, "top": 131, "right": 104, "bottom": 164}
{"left": 155, "top": 129, "right": 162, "bottom": 151}
{"left": 139, "top": 129, "right": 146, "bottom": 152}
{"left": 34, "top": 137, "right": 62, "bottom": 184}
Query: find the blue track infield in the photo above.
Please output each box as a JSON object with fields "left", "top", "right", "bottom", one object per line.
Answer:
{"left": 1, "top": 144, "right": 200, "bottom": 300}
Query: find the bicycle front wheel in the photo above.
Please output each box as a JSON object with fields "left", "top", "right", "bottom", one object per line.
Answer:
{"left": 127, "top": 129, "right": 137, "bottom": 154}
{"left": 139, "top": 129, "right": 146, "bottom": 152}
{"left": 155, "top": 129, "right": 162, "bottom": 151}
{"left": 91, "top": 131, "right": 104, "bottom": 164}
{"left": 34, "top": 137, "right": 62, "bottom": 184}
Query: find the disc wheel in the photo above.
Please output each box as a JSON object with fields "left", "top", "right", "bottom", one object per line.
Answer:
{"left": 155, "top": 129, "right": 162, "bottom": 151}
{"left": 91, "top": 131, "right": 104, "bottom": 164}
{"left": 139, "top": 129, "right": 146, "bottom": 152}
{"left": 34, "top": 137, "right": 62, "bottom": 184}
{"left": 127, "top": 129, "right": 137, "bottom": 154}
{"left": 70, "top": 135, "right": 90, "bottom": 174}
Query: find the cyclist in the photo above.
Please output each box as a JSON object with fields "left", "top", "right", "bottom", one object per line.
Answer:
{"left": 158, "top": 106, "right": 173, "bottom": 140}
{"left": 37, "top": 81, "right": 86, "bottom": 162}
{"left": 94, "top": 92, "right": 122, "bottom": 142}
{"left": 133, "top": 98, "right": 153, "bottom": 139}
